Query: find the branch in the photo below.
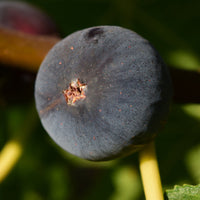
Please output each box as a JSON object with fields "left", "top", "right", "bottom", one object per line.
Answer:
{"left": 0, "top": 28, "right": 59, "bottom": 72}
{"left": 0, "top": 28, "right": 200, "bottom": 103}
{"left": 0, "top": 140, "right": 22, "bottom": 182}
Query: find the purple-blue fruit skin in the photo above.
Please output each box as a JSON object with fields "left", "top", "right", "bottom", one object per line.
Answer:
{"left": 35, "top": 26, "right": 172, "bottom": 161}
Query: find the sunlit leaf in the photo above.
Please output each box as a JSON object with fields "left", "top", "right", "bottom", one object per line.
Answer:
{"left": 168, "top": 50, "right": 200, "bottom": 71}
{"left": 165, "top": 184, "right": 200, "bottom": 200}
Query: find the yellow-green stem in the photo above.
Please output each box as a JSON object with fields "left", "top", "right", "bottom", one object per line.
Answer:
{"left": 0, "top": 140, "right": 22, "bottom": 182}
{"left": 139, "top": 141, "right": 164, "bottom": 200}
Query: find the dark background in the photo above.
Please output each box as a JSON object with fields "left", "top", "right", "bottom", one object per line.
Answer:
{"left": 0, "top": 0, "right": 200, "bottom": 199}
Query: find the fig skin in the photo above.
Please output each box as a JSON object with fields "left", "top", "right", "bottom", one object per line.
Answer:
{"left": 0, "top": 1, "right": 58, "bottom": 36}
{"left": 35, "top": 26, "right": 173, "bottom": 161}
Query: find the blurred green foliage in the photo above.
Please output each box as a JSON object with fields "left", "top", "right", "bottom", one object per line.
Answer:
{"left": 165, "top": 184, "right": 200, "bottom": 200}
{"left": 0, "top": 0, "right": 200, "bottom": 199}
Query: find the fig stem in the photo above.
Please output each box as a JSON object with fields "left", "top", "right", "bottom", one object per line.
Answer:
{"left": 0, "top": 28, "right": 59, "bottom": 72}
{"left": 139, "top": 141, "right": 164, "bottom": 200}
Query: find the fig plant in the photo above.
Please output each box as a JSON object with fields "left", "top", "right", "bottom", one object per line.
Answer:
{"left": 34, "top": 25, "right": 173, "bottom": 200}
{"left": 0, "top": 1, "right": 200, "bottom": 200}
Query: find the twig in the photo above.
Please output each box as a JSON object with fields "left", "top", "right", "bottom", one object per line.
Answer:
{"left": 0, "top": 140, "right": 22, "bottom": 182}
{"left": 0, "top": 28, "right": 59, "bottom": 72}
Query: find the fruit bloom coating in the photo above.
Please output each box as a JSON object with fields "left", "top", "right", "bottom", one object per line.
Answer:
{"left": 35, "top": 26, "right": 173, "bottom": 161}
{"left": 0, "top": 1, "right": 57, "bottom": 35}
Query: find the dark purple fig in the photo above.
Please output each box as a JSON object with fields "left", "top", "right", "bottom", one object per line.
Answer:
{"left": 35, "top": 26, "right": 173, "bottom": 161}
{"left": 0, "top": 1, "right": 58, "bottom": 36}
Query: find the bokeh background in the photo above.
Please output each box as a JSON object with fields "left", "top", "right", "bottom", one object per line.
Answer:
{"left": 0, "top": 0, "right": 200, "bottom": 199}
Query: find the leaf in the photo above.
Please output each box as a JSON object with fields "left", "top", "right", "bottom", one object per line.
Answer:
{"left": 167, "top": 50, "right": 200, "bottom": 71}
{"left": 165, "top": 184, "right": 200, "bottom": 200}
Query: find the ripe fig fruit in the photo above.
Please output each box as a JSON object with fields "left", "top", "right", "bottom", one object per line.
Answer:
{"left": 0, "top": 1, "right": 58, "bottom": 36}
{"left": 35, "top": 26, "right": 173, "bottom": 161}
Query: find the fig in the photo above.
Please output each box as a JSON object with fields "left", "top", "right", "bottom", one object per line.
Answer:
{"left": 35, "top": 26, "right": 172, "bottom": 161}
{"left": 0, "top": 1, "right": 58, "bottom": 35}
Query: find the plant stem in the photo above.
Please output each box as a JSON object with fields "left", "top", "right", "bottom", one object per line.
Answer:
{"left": 0, "top": 140, "right": 22, "bottom": 182}
{"left": 0, "top": 28, "right": 59, "bottom": 72}
{"left": 139, "top": 141, "right": 164, "bottom": 200}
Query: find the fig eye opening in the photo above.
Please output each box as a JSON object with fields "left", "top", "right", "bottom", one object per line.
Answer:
{"left": 63, "top": 79, "right": 87, "bottom": 105}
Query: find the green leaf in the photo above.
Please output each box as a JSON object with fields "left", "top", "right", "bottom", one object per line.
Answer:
{"left": 165, "top": 184, "right": 200, "bottom": 200}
